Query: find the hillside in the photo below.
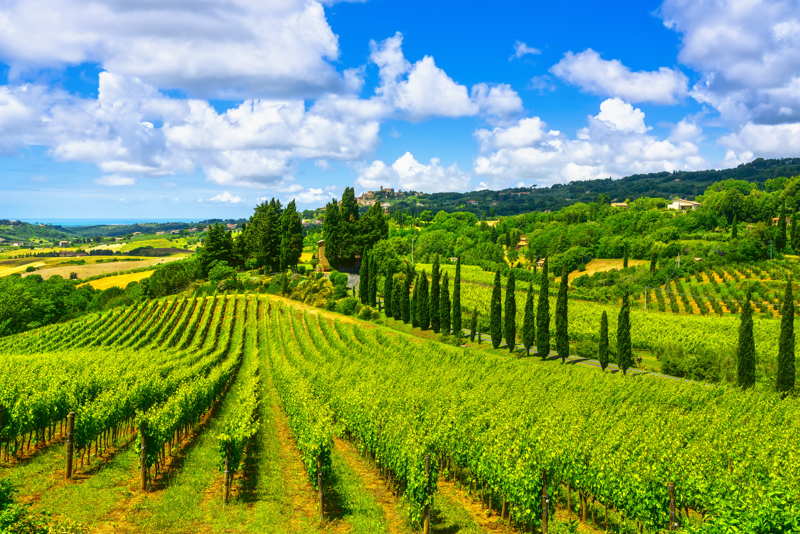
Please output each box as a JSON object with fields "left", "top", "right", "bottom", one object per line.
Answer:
{"left": 365, "top": 157, "right": 800, "bottom": 216}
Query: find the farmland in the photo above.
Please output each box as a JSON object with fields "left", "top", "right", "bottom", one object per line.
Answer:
{"left": 80, "top": 269, "right": 156, "bottom": 290}
{"left": 1, "top": 293, "right": 799, "bottom": 533}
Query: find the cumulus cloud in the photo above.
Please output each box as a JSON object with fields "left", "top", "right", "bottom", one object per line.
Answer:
{"left": 474, "top": 98, "right": 705, "bottom": 188}
{"left": 510, "top": 41, "right": 541, "bottom": 60}
{"left": 0, "top": 0, "right": 344, "bottom": 99}
{"left": 369, "top": 32, "right": 522, "bottom": 120}
{"left": 661, "top": 0, "right": 800, "bottom": 124}
{"left": 551, "top": 49, "right": 688, "bottom": 104}
{"left": 207, "top": 191, "right": 242, "bottom": 204}
{"left": 357, "top": 152, "right": 470, "bottom": 193}
{"left": 720, "top": 122, "right": 800, "bottom": 163}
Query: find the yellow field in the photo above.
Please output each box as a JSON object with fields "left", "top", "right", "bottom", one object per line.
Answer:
{"left": 0, "top": 261, "right": 47, "bottom": 277}
{"left": 119, "top": 238, "right": 188, "bottom": 252}
{"left": 80, "top": 269, "right": 155, "bottom": 290}
{"left": 300, "top": 250, "right": 314, "bottom": 263}
{"left": 22, "top": 255, "right": 186, "bottom": 280}
{"left": 570, "top": 258, "right": 648, "bottom": 281}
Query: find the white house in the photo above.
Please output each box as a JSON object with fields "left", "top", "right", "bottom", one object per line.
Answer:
{"left": 667, "top": 199, "right": 701, "bottom": 211}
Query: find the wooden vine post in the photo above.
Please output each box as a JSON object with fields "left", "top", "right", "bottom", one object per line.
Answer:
{"left": 540, "top": 470, "right": 549, "bottom": 534}
{"left": 668, "top": 482, "right": 677, "bottom": 530}
{"left": 64, "top": 412, "right": 75, "bottom": 480}
{"left": 317, "top": 455, "right": 324, "bottom": 521}
{"left": 139, "top": 420, "right": 148, "bottom": 491}
{"left": 423, "top": 454, "right": 432, "bottom": 534}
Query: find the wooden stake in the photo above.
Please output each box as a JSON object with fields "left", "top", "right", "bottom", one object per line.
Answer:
{"left": 668, "top": 482, "right": 677, "bottom": 530}
{"left": 64, "top": 412, "right": 75, "bottom": 480}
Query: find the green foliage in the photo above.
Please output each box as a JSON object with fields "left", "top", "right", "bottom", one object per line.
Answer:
{"left": 439, "top": 272, "right": 450, "bottom": 336}
{"left": 335, "top": 297, "right": 359, "bottom": 316}
{"left": 490, "top": 271, "right": 502, "bottom": 349}
{"left": 417, "top": 271, "right": 429, "bottom": 329}
{"left": 737, "top": 291, "right": 756, "bottom": 388}
{"left": 198, "top": 223, "right": 235, "bottom": 275}
{"left": 536, "top": 258, "right": 550, "bottom": 357}
{"left": 430, "top": 255, "right": 440, "bottom": 333}
{"left": 598, "top": 311, "right": 609, "bottom": 370}
{"left": 329, "top": 271, "right": 349, "bottom": 300}
{"left": 616, "top": 294, "right": 632, "bottom": 374}
{"left": 358, "top": 251, "right": 369, "bottom": 304}
{"left": 504, "top": 270, "right": 516, "bottom": 352}
{"left": 451, "top": 257, "right": 462, "bottom": 337}
{"left": 279, "top": 200, "right": 304, "bottom": 271}
{"left": 522, "top": 282, "right": 535, "bottom": 356}
{"left": 469, "top": 308, "right": 478, "bottom": 342}
{"left": 322, "top": 189, "right": 388, "bottom": 267}
{"left": 556, "top": 267, "right": 569, "bottom": 362}
{"left": 207, "top": 260, "right": 236, "bottom": 283}
{"left": 383, "top": 266, "right": 394, "bottom": 318}
{"left": 776, "top": 279, "right": 795, "bottom": 394}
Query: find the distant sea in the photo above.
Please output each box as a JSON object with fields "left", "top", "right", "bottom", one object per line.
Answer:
{"left": 20, "top": 218, "right": 202, "bottom": 227}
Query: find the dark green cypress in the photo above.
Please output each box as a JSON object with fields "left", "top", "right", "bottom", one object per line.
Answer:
{"left": 490, "top": 271, "right": 503, "bottom": 349}
{"left": 617, "top": 294, "right": 632, "bottom": 374}
{"left": 650, "top": 254, "right": 657, "bottom": 275}
{"left": 623, "top": 242, "right": 629, "bottom": 269}
{"left": 402, "top": 273, "right": 412, "bottom": 324}
{"left": 556, "top": 267, "right": 569, "bottom": 362}
{"left": 776, "top": 279, "right": 795, "bottom": 395}
{"left": 417, "top": 272, "right": 429, "bottom": 329}
{"left": 452, "top": 258, "right": 462, "bottom": 338}
{"left": 383, "top": 268, "right": 394, "bottom": 317}
{"left": 504, "top": 271, "right": 517, "bottom": 352}
{"left": 469, "top": 309, "right": 478, "bottom": 342}
{"left": 737, "top": 290, "right": 756, "bottom": 389}
{"left": 358, "top": 250, "right": 369, "bottom": 304}
{"left": 598, "top": 311, "right": 609, "bottom": 371}
{"left": 439, "top": 272, "right": 451, "bottom": 335}
{"left": 393, "top": 278, "right": 403, "bottom": 321}
{"left": 430, "top": 256, "right": 440, "bottom": 333}
{"left": 411, "top": 279, "right": 420, "bottom": 327}
{"left": 536, "top": 259, "right": 550, "bottom": 357}
{"left": 522, "top": 281, "right": 535, "bottom": 356}
{"left": 368, "top": 255, "right": 378, "bottom": 306}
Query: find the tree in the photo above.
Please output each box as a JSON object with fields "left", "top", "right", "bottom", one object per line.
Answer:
{"left": 490, "top": 271, "right": 502, "bottom": 349}
{"left": 261, "top": 199, "right": 283, "bottom": 272}
{"left": 616, "top": 294, "right": 632, "bottom": 374}
{"left": 411, "top": 276, "right": 420, "bottom": 327}
{"left": 555, "top": 267, "right": 569, "bottom": 363}
{"left": 649, "top": 254, "right": 657, "bottom": 275}
{"left": 402, "top": 273, "right": 412, "bottom": 323}
{"left": 623, "top": 242, "right": 629, "bottom": 269}
{"left": 777, "top": 203, "right": 788, "bottom": 251}
{"left": 198, "top": 223, "right": 234, "bottom": 276}
{"left": 469, "top": 309, "right": 478, "bottom": 342}
{"left": 358, "top": 251, "right": 369, "bottom": 304}
{"left": 417, "top": 272, "right": 429, "bottom": 329}
{"left": 791, "top": 213, "right": 800, "bottom": 251}
{"left": 322, "top": 200, "right": 342, "bottom": 265}
{"left": 776, "top": 279, "right": 795, "bottom": 395}
{"left": 731, "top": 212, "right": 739, "bottom": 239}
{"left": 439, "top": 272, "right": 451, "bottom": 335}
{"left": 522, "top": 281, "right": 535, "bottom": 356}
{"left": 504, "top": 271, "right": 517, "bottom": 352}
{"left": 279, "top": 200, "right": 303, "bottom": 271}
{"left": 430, "top": 256, "right": 441, "bottom": 333}
{"left": 383, "top": 268, "right": 394, "bottom": 317}
{"left": 536, "top": 259, "right": 550, "bottom": 357}
{"left": 393, "top": 277, "right": 403, "bottom": 321}
{"left": 598, "top": 311, "right": 609, "bottom": 371}
{"left": 737, "top": 290, "right": 756, "bottom": 389}
{"left": 452, "top": 257, "right": 462, "bottom": 338}
{"left": 368, "top": 254, "right": 378, "bottom": 307}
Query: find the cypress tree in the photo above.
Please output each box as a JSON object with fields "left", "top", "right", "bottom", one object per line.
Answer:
{"left": 383, "top": 268, "right": 394, "bottom": 317}
{"left": 402, "top": 273, "right": 412, "bottom": 323}
{"left": 536, "top": 259, "right": 550, "bottom": 357}
{"left": 490, "top": 271, "right": 503, "bottom": 349}
{"left": 522, "top": 281, "right": 535, "bottom": 356}
{"left": 623, "top": 242, "right": 629, "bottom": 269}
{"left": 368, "top": 255, "right": 378, "bottom": 306}
{"left": 650, "top": 254, "right": 657, "bottom": 275}
{"left": 358, "top": 251, "right": 369, "bottom": 304}
{"left": 418, "top": 272, "right": 429, "bottom": 329}
{"left": 777, "top": 204, "right": 788, "bottom": 251}
{"left": 439, "top": 272, "right": 451, "bottom": 335}
{"left": 598, "top": 311, "right": 609, "bottom": 371}
{"left": 556, "top": 267, "right": 569, "bottom": 363}
{"left": 731, "top": 213, "right": 739, "bottom": 239}
{"left": 452, "top": 258, "right": 462, "bottom": 338}
{"left": 411, "top": 278, "right": 419, "bottom": 327}
{"left": 737, "top": 290, "right": 756, "bottom": 389}
{"left": 617, "top": 294, "right": 632, "bottom": 374}
{"left": 469, "top": 309, "right": 478, "bottom": 342}
{"left": 430, "top": 256, "right": 440, "bottom": 333}
{"left": 504, "top": 271, "right": 517, "bottom": 352}
{"left": 776, "top": 279, "right": 795, "bottom": 395}
{"left": 393, "top": 278, "right": 403, "bottom": 321}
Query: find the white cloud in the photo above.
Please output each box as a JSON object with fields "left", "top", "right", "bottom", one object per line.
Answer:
{"left": 510, "top": 41, "right": 541, "bottom": 60}
{"left": 661, "top": 0, "right": 800, "bottom": 124}
{"left": 720, "top": 122, "right": 800, "bottom": 162}
{"left": 0, "top": 0, "right": 343, "bottom": 99}
{"left": 471, "top": 83, "right": 523, "bottom": 118}
{"left": 393, "top": 56, "right": 477, "bottom": 119}
{"left": 551, "top": 49, "right": 688, "bottom": 104}
{"left": 95, "top": 175, "right": 135, "bottom": 186}
{"left": 670, "top": 119, "right": 703, "bottom": 142}
{"left": 473, "top": 98, "right": 705, "bottom": 188}
{"left": 357, "top": 152, "right": 470, "bottom": 193}
{"left": 208, "top": 191, "right": 242, "bottom": 204}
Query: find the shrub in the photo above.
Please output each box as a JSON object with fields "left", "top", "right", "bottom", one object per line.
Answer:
{"left": 335, "top": 297, "right": 359, "bottom": 316}
{"left": 358, "top": 305, "right": 378, "bottom": 321}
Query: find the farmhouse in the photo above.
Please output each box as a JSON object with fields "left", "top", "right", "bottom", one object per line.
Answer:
{"left": 667, "top": 198, "right": 701, "bottom": 211}
{"left": 610, "top": 202, "right": 629, "bottom": 208}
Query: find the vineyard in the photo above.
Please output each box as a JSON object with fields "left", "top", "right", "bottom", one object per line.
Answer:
{"left": 1, "top": 293, "right": 799, "bottom": 533}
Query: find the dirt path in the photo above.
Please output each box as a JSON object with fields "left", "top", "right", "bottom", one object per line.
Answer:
{"left": 437, "top": 479, "right": 515, "bottom": 533}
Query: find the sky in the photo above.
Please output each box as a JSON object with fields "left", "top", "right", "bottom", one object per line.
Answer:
{"left": 0, "top": 0, "right": 799, "bottom": 219}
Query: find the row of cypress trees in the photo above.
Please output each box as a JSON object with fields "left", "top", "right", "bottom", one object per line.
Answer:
{"left": 736, "top": 278, "right": 795, "bottom": 394}
{"left": 382, "top": 257, "right": 463, "bottom": 337}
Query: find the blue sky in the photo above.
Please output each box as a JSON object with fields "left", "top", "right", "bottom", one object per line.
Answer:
{"left": 0, "top": 0, "right": 798, "bottom": 219}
